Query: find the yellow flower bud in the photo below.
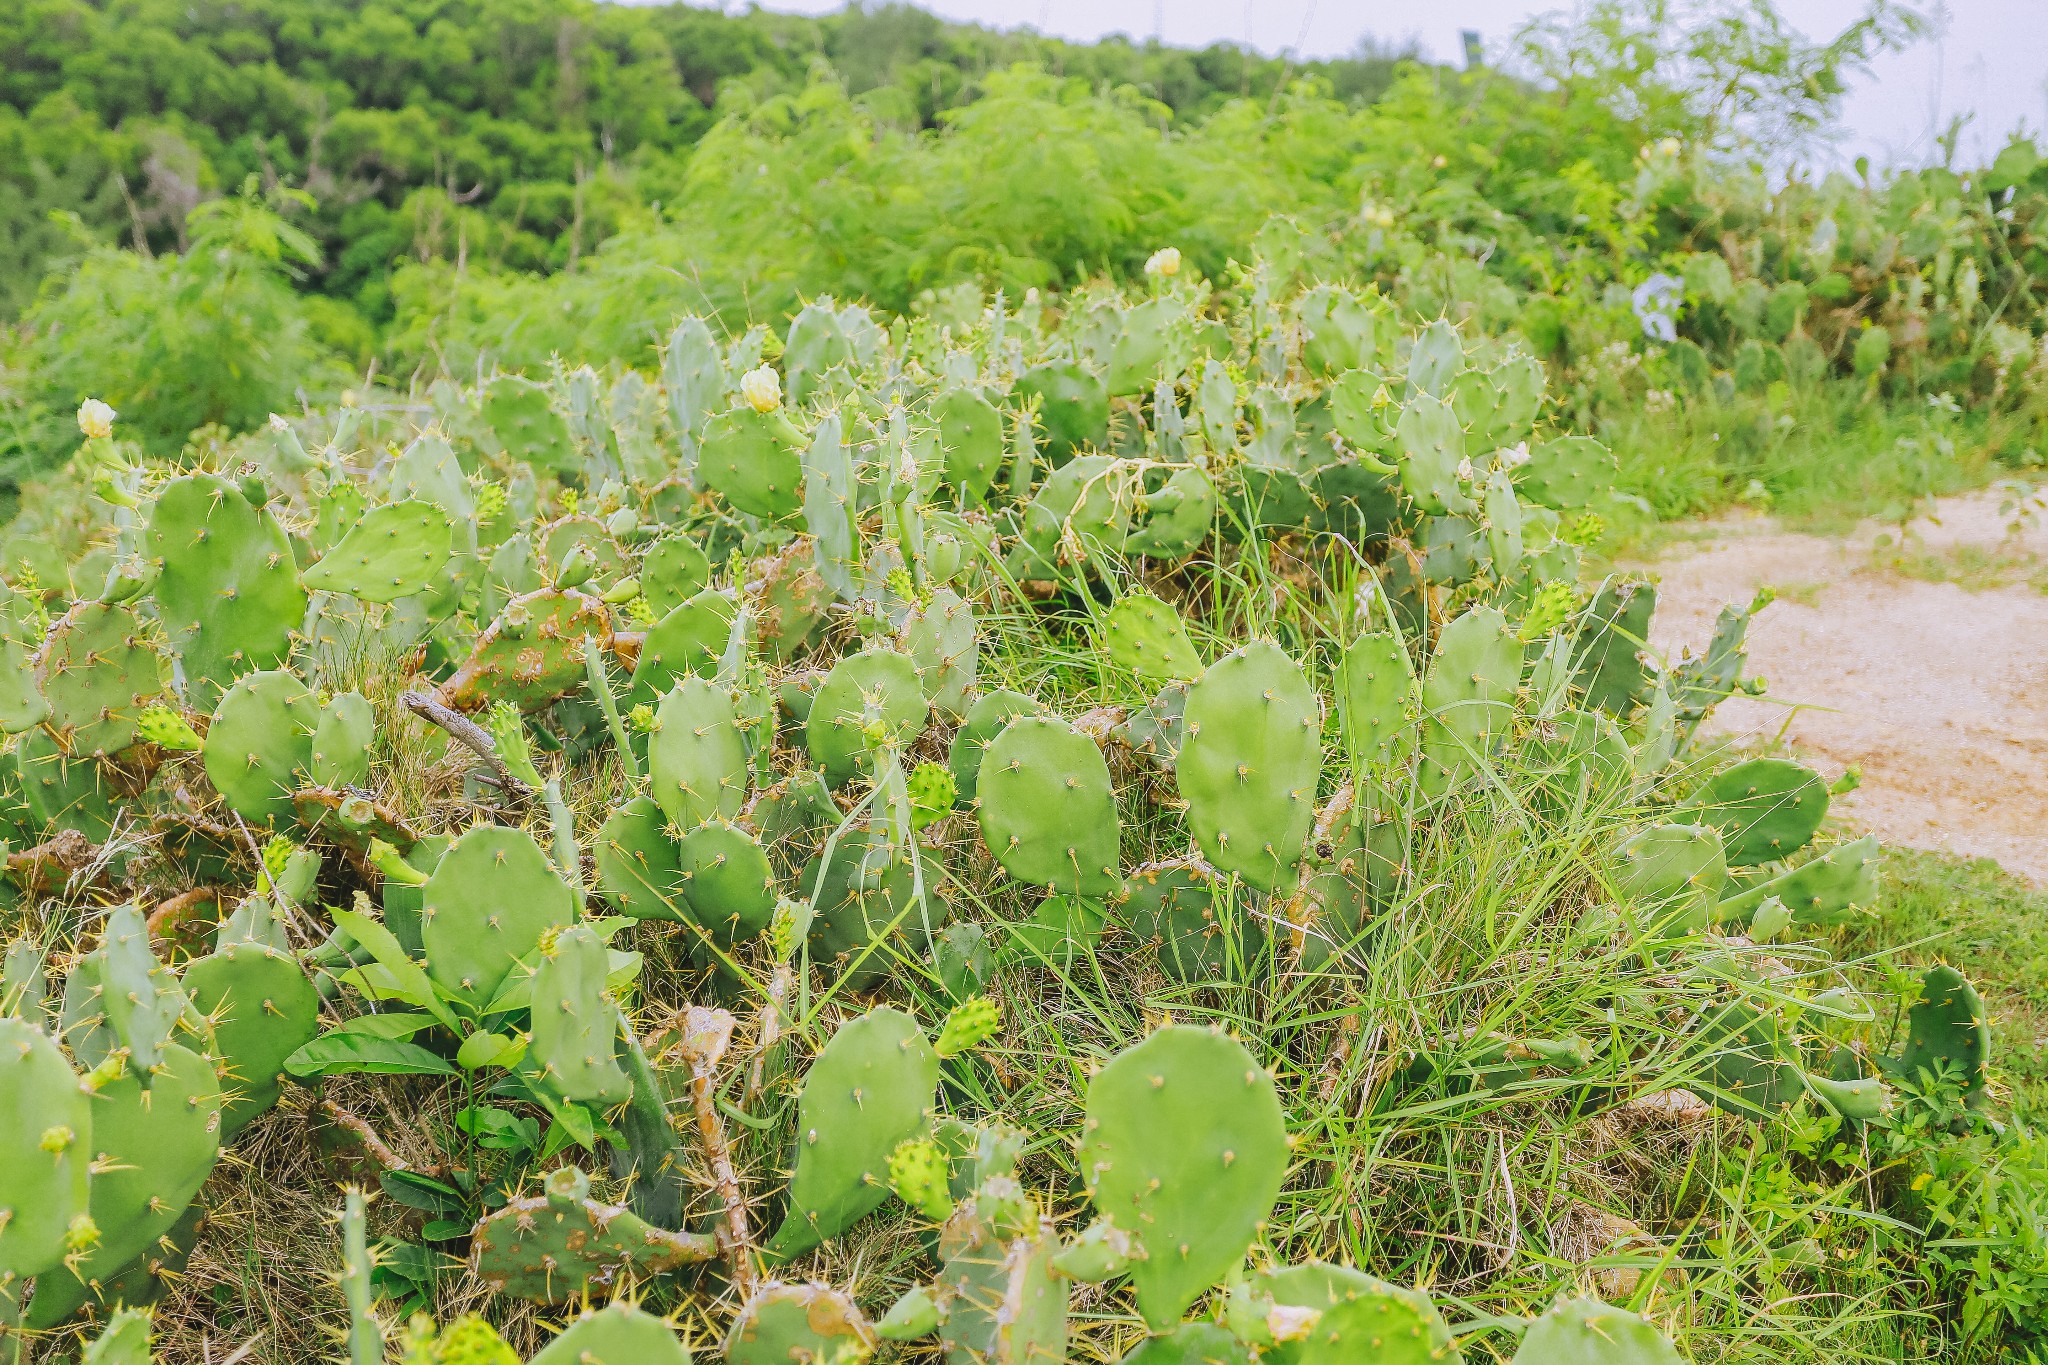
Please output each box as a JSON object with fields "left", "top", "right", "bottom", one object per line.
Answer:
{"left": 741, "top": 365, "right": 782, "bottom": 412}
{"left": 76, "top": 398, "right": 116, "bottom": 440}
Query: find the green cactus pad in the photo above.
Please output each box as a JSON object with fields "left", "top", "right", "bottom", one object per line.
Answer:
{"left": 803, "top": 829, "right": 950, "bottom": 990}
{"left": 1573, "top": 582, "right": 1657, "bottom": 718}
{"left": 203, "top": 670, "right": 318, "bottom": 825}
{"left": 1511, "top": 1297, "right": 1682, "bottom": 1365}
{"left": 439, "top": 588, "right": 614, "bottom": 713}
{"left": 647, "top": 676, "right": 750, "bottom": 828}
{"left": 594, "top": 795, "right": 688, "bottom": 921}
{"left": 1524, "top": 709, "right": 1631, "bottom": 817}
{"left": 146, "top": 473, "right": 305, "bottom": 704}
{"left": 61, "top": 904, "right": 186, "bottom": 1076}
{"left": 182, "top": 938, "right": 320, "bottom": 1136}
{"left": 1611, "top": 824, "right": 1726, "bottom": 935}
{"left": 1176, "top": 641, "right": 1322, "bottom": 892}
{"left": 1713, "top": 834, "right": 1880, "bottom": 927}
{"left": 1296, "top": 285, "right": 1383, "bottom": 376}
{"left": 1079, "top": 1025, "right": 1288, "bottom": 1329}
{"left": 528, "top": 925, "right": 629, "bottom": 1104}
{"left": 639, "top": 537, "right": 715, "bottom": 617}
{"left": 1418, "top": 607, "right": 1520, "bottom": 799}
{"left": 629, "top": 587, "right": 738, "bottom": 707}
{"left": 936, "top": 1203, "right": 1068, "bottom": 1365}
{"left": 806, "top": 648, "right": 928, "bottom": 786}
{"left": 752, "top": 541, "right": 834, "bottom": 661}
{"left": 700, "top": 406, "right": 807, "bottom": 520}
{"left": 0, "top": 1015, "right": 94, "bottom": 1280}
{"left": 747, "top": 769, "right": 842, "bottom": 870}
{"left": 1120, "top": 682, "right": 1189, "bottom": 765}
{"left": 1121, "top": 1322, "right": 1251, "bottom": 1365}
{"left": 1894, "top": 964, "right": 1990, "bottom": 1106}
{"left": 974, "top": 714, "right": 1120, "bottom": 896}
{"left": 725, "top": 1281, "right": 877, "bottom": 1365}
{"left": 932, "top": 388, "right": 1005, "bottom": 500}
{"left": 1127, "top": 466, "right": 1217, "bottom": 560}
{"left": 25, "top": 1042, "right": 221, "bottom": 1328}
{"left": 765, "top": 1007, "right": 940, "bottom": 1261}
{"left": 530, "top": 1301, "right": 692, "bottom": 1364}
{"left": 1017, "top": 454, "right": 1131, "bottom": 574}
{"left": 310, "top": 691, "right": 374, "bottom": 789}
{"left": 1102, "top": 594, "right": 1202, "bottom": 682}
{"left": 33, "top": 602, "right": 165, "bottom": 758}
{"left": 481, "top": 374, "right": 575, "bottom": 473}
{"left": 948, "top": 689, "right": 1044, "bottom": 803}
{"left": 1689, "top": 758, "right": 1828, "bottom": 866}
{"left": 1248, "top": 1262, "right": 1454, "bottom": 1365}
{"left": 899, "top": 589, "right": 978, "bottom": 721}
{"left": 1015, "top": 359, "right": 1109, "bottom": 460}
{"left": 1115, "top": 858, "right": 1266, "bottom": 982}
{"left": 78, "top": 1308, "right": 154, "bottom": 1365}
{"left": 1393, "top": 393, "right": 1471, "bottom": 516}
{"left": 675, "top": 819, "right": 778, "bottom": 948}
{"left": 16, "top": 728, "right": 116, "bottom": 841}
{"left": 302, "top": 499, "right": 454, "bottom": 603}
{"left": 1692, "top": 995, "right": 1802, "bottom": 1118}
{"left": 1516, "top": 437, "right": 1617, "bottom": 510}
{"left": 1336, "top": 631, "right": 1415, "bottom": 768}
{"left": 0, "top": 632, "right": 50, "bottom": 734}
{"left": 472, "top": 1166, "right": 715, "bottom": 1304}
{"left": 420, "top": 825, "right": 576, "bottom": 1011}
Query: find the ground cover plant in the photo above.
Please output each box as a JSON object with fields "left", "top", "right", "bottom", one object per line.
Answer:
{"left": 1, "top": 245, "right": 2042, "bottom": 1364}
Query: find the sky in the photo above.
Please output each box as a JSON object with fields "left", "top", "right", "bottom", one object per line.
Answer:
{"left": 721, "top": 0, "right": 2048, "bottom": 170}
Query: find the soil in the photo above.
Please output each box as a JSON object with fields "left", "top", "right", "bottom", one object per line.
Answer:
{"left": 1637, "top": 488, "right": 2048, "bottom": 884}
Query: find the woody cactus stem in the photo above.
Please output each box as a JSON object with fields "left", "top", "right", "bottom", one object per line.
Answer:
{"left": 399, "top": 690, "right": 533, "bottom": 801}
{"left": 341, "top": 1189, "right": 381, "bottom": 1365}
{"left": 679, "top": 1006, "right": 757, "bottom": 1299}
{"left": 584, "top": 636, "right": 642, "bottom": 781}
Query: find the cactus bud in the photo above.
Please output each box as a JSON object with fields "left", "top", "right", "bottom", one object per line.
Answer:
{"left": 629, "top": 702, "right": 659, "bottom": 733}
{"left": 877, "top": 1285, "right": 946, "bottom": 1340}
{"left": 40, "top": 1124, "right": 78, "bottom": 1155}
{"left": 1516, "top": 579, "right": 1577, "bottom": 642}
{"left": 1564, "top": 511, "right": 1607, "bottom": 547}
{"left": 1143, "top": 247, "right": 1181, "bottom": 278}
{"left": 886, "top": 1138, "right": 954, "bottom": 1221}
{"left": 554, "top": 543, "right": 597, "bottom": 590}
{"left": 907, "top": 761, "right": 956, "bottom": 832}
{"left": 769, "top": 897, "right": 813, "bottom": 963}
{"left": 63, "top": 1211, "right": 101, "bottom": 1253}
{"left": 137, "top": 702, "right": 204, "bottom": 751}
{"left": 605, "top": 507, "right": 640, "bottom": 539}
{"left": 1050, "top": 1216, "right": 1137, "bottom": 1282}
{"left": 1829, "top": 765, "right": 1862, "bottom": 796}
{"left": 741, "top": 365, "right": 782, "bottom": 413}
{"left": 77, "top": 398, "right": 116, "bottom": 440}
{"left": 934, "top": 995, "right": 1000, "bottom": 1059}
{"left": 368, "top": 838, "right": 429, "bottom": 887}
{"left": 600, "top": 574, "right": 641, "bottom": 604}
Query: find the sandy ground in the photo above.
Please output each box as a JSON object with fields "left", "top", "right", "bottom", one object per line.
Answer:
{"left": 1639, "top": 488, "right": 2048, "bottom": 883}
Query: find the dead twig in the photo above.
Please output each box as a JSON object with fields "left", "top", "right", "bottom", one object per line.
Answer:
{"left": 399, "top": 690, "right": 533, "bottom": 802}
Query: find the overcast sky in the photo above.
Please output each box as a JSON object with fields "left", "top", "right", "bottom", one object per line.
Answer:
{"left": 720, "top": 0, "right": 2048, "bottom": 170}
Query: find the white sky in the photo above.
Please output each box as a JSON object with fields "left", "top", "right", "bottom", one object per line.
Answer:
{"left": 714, "top": 0, "right": 2048, "bottom": 170}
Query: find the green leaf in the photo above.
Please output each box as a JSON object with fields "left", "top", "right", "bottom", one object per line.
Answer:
{"left": 285, "top": 1031, "right": 458, "bottom": 1078}
{"left": 327, "top": 1011, "right": 438, "bottom": 1041}
{"left": 335, "top": 904, "right": 462, "bottom": 1034}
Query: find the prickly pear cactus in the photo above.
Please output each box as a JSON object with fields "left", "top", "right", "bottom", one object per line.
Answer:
{"left": 975, "top": 714, "right": 1121, "bottom": 897}
{"left": 931, "top": 387, "right": 1005, "bottom": 500}
{"left": 766, "top": 1007, "right": 940, "bottom": 1260}
{"left": 1511, "top": 1298, "right": 1682, "bottom": 1364}
{"left": 1687, "top": 757, "right": 1827, "bottom": 866}
{"left": 1102, "top": 594, "right": 1202, "bottom": 682}
{"left": 1176, "top": 642, "right": 1322, "bottom": 892}
{"left": 470, "top": 1165, "right": 715, "bottom": 1302}
{"left": 204, "top": 669, "right": 319, "bottom": 824}
{"left": 310, "top": 690, "right": 375, "bottom": 789}
{"left": 630, "top": 587, "right": 737, "bottom": 706}
{"left": 700, "top": 406, "right": 807, "bottom": 521}
{"left": 481, "top": 374, "right": 575, "bottom": 474}
{"left": 530, "top": 1301, "right": 694, "bottom": 1364}
{"left": 1249, "top": 1261, "right": 1456, "bottom": 1365}
{"left": 437, "top": 588, "right": 613, "bottom": 713}
{"left": 725, "top": 1281, "right": 877, "bottom": 1365}
{"left": 1713, "top": 834, "right": 1880, "bottom": 927}
{"left": 419, "top": 826, "right": 576, "bottom": 1011}
{"left": 949, "top": 689, "right": 1043, "bottom": 803}
{"left": 806, "top": 649, "right": 928, "bottom": 786}
{"left": 675, "top": 818, "right": 778, "bottom": 948}
{"left": 1335, "top": 631, "right": 1414, "bottom": 768}
{"left": 1417, "top": 607, "right": 1519, "bottom": 799}
{"left": 647, "top": 676, "right": 750, "bottom": 828}
{"left": 182, "top": 931, "right": 321, "bottom": 1136}
{"left": 1611, "top": 824, "right": 1727, "bottom": 935}
{"left": 302, "top": 499, "right": 455, "bottom": 603}
{"left": 1077, "top": 1026, "right": 1288, "bottom": 1329}
{"left": 146, "top": 473, "right": 305, "bottom": 704}
{"left": 79, "top": 1308, "right": 156, "bottom": 1365}
{"left": 1115, "top": 858, "right": 1264, "bottom": 982}
{"left": 32, "top": 601, "right": 165, "bottom": 758}
{"left": 60, "top": 903, "right": 186, "bottom": 1075}
{"left": 899, "top": 588, "right": 978, "bottom": 721}
{"left": 594, "top": 794, "right": 689, "bottom": 921}
{"left": 1014, "top": 359, "right": 1108, "bottom": 459}
{"left": 1891, "top": 964, "right": 1990, "bottom": 1107}
{"left": 529, "top": 924, "right": 630, "bottom": 1104}
{"left": 0, "top": 1014, "right": 94, "bottom": 1281}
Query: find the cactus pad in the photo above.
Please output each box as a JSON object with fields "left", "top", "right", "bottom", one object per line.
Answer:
{"left": 725, "top": 1281, "right": 877, "bottom": 1365}
{"left": 675, "top": 819, "right": 778, "bottom": 948}
{"left": 529, "top": 925, "right": 629, "bottom": 1104}
{"left": 647, "top": 676, "right": 750, "bottom": 828}
{"left": 146, "top": 473, "right": 305, "bottom": 703}
{"left": 639, "top": 537, "right": 714, "bottom": 617}
{"left": 182, "top": 937, "right": 320, "bottom": 1136}
{"left": 420, "top": 825, "right": 576, "bottom": 1011}
{"left": 630, "top": 588, "right": 738, "bottom": 707}
{"left": 1176, "top": 642, "right": 1321, "bottom": 892}
{"left": 806, "top": 649, "right": 928, "bottom": 786}
{"left": 975, "top": 714, "right": 1121, "bottom": 896}
{"left": 1078, "top": 1026, "right": 1287, "bottom": 1329}
{"left": 302, "top": 499, "right": 454, "bottom": 603}
{"left": 1417, "top": 607, "right": 1520, "bottom": 799}
{"left": 471, "top": 1165, "right": 715, "bottom": 1303}
{"left": 0, "top": 1015, "right": 94, "bottom": 1280}
{"left": 1250, "top": 1262, "right": 1455, "bottom": 1365}
{"left": 700, "top": 406, "right": 807, "bottom": 520}
{"left": 766, "top": 1007, "right": 939, "bottom": 1260}
{"left": 61, "top": 904, "right": 186, "bottom": 1076}
{"left": 1893, "top": 964, "right": 1989, "bottom": 1106}
{"left": 1102, "top": 595, "right": 1201, "bottom": 683}
{"left": 899, "top": 589, "right": 977, "bottom": 721}
{"left": 33, "top": 602, "right": 165, "bottom": 758}
{"left": 1689, "top": 758, "right": 1828, "bottom": 866}
{"left": 948, "top": 689, "right": 1043, "bottom": 803}
{"left": 1335, "top": 631, "right": 1414, "bottom": 768}
{"left": 594, "top": 795, "right": 689, "bottom": 921}
{"left": 1511, "top": 1297, "right": 1682, "bottom": 1365}
{"left": 1115, "top": 858, "right": 1264, "bottom": 982}
{"left": 1014, "top": 360, "right": 1108, "bottom": 459}
{"left": 438, "top": 589, "right": 613, "bottom": 713}
{"left": 481, "top": 375, "right": 575, "bottom": 473}
{"left": 203, "top": 669, "right": 318, "bottom": 825}
{"left": 1611, "top": 824, "right": 1726, "bottom": 935}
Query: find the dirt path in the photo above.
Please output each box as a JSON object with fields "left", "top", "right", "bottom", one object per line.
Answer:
{"left": 1640, "top": 488, "right": 2048, "bottom": 883}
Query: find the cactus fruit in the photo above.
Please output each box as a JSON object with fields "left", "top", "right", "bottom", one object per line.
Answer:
{"left": 647, "top": 676, "right": 750, "bottom": 828}
{"left": 145, "top": 473, "right": 305, "bottom": 703}
{"left": 1889, "top": 964, "right": 1990, "bottom": 1107}
{"left": 1335, "top": 631, "right": 1414, "bottom": 768}
{"left": 765, "top": 1007, "right": 940, "bottom": 1260}
{"left": 1713, "top": 834, "right": 1880, "bottom": 927}
{"left": 398, "top": 1313, "right": 520, "bottom": 1365}
{"left": 1177, "top": 642, "right": 1322, "bottom": 891}
{"left": 61, "top": 904, "right": 186, "bottom": 1076}
{"left": 725, "top": 1281, "right": 877, "bottom": 1365}
{"left": 419, "top": 826, "right": 577, "bottom": 1011}
{"left": 1611, "top": 824, "right": 1727, "bottom": 935}
{"left": 470, "top": 1166, "right": 716, "bottom": 1302}
{"left": 32, "top": 601, "right": 165, "bottom": 758}
{"left": 0, "top": 1014, "right": 95, "bottom": 1280}
{"left": 630, "top": 587, "right": 738, "bottom": 708}
{"left": 1687, "top": 758, "right": 1828, "bottom": 866}
{"left": 529, "top": 925, "right": 630, "bottom": 1104}
{"left": 25, "top": 1043, "right": 222, "bottom": 1327}
{"left": 1078, "top": 1026, "right": 1288, "bottom": 1329}
{"left": 975, "top": 714, "right": 1121, "bottom": 896}
{"left": 1102, "top": 594, "right": 1202, "bottom": 682}
{"left": 900, "top": 589, "right": 978, "bottom": 721}
{"left": 303, "top": 500, "right": 455, "bottom": 603}
{"left": 1417, "top": 607, "right": 1520, "bottom": 799}
{"left": 949, "top": 689, "right": 1043, "bottom": 802}
{"left": 1511, "top": 1297, "right": 1682, "bottom": 1365}
{"left": 202, "top": 669, "right": 318, "bottom": 824}
{"left": 437, "top": 589, "right": 614, "bottom": 713}
{"left": 806, "top": 649, "right": 928, "bottom": 786}
{"left": 700, "top": 406, "right": 807, "bottom": 521}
